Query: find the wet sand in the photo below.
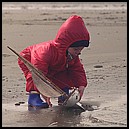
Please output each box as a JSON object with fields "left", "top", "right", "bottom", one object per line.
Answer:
{"left": 2, "top": 2, "right": 127, "bottom": 127}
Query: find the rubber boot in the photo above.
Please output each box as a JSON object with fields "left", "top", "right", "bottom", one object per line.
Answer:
{"left": 58, "top": 87, "right": 69, "bottom": 105}
{"left": 28, "top": 93, "right": 49, "bottom": 108}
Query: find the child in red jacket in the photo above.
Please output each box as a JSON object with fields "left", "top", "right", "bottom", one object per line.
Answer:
{"left": 18, "top": 15, "right": 90, "bottom": 108}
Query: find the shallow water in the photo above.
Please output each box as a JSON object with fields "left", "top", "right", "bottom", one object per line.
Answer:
{"left": 2, "top": 2, "right": 127, "bottom": 11}
{"left": 2, "top": 101, "right": 100, "bottom": 127}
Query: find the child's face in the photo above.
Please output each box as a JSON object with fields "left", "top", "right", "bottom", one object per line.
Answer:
{"left": 68, "top": 47, "right": 84, "bottom": 58}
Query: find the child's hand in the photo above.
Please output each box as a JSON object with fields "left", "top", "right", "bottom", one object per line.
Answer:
{"left": 41, "top": 94, "right": 52, "bottom": 107}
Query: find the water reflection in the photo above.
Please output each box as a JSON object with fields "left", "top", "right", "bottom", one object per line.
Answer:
{"left": 48, "top": 106, "right": 85, "bottom": 127}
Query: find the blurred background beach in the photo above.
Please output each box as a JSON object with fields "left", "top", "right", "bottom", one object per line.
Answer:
{"left": 2, "top": 2, "right": 127, "bottom": 127}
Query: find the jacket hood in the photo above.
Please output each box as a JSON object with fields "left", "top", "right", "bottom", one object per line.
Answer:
{"left": 54, "top": 15, "right": 90, "bottom": 54}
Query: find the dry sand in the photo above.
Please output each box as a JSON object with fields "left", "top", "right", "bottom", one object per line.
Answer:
{"left": 2, "top": 2, "right": 127, "bottom": 127}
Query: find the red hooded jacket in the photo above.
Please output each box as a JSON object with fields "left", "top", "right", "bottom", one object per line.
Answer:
{"left": 18, "top": 15, "right": 90, "bottom": 92}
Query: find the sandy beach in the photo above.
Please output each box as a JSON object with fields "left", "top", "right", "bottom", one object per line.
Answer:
{"left": 2, "top": 2, "right": 127, "bottom": 127}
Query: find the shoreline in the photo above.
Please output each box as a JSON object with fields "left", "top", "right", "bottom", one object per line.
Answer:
{"left": 2, "top": 2, "right": 127, "bottom": 11}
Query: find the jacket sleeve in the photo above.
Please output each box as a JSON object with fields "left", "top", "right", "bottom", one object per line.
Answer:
{"left": 68, "top": 57, "right": 87, "bottom": 88}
